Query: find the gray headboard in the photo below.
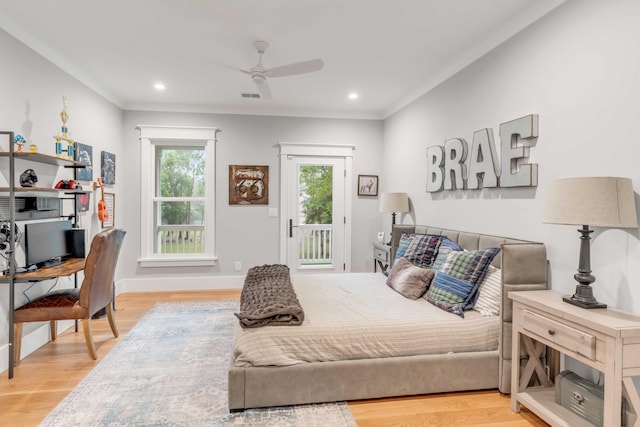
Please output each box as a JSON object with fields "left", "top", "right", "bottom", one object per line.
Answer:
{"left": 391, "top": 224, "right": 548, "bottom": 393}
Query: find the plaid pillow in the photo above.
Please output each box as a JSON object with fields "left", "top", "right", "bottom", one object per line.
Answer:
{"left": 394, "top": 232, "right": 415, "bottom": 261}
{"left": 425, "top": 247, "right": 500, "bottom": 317}
{"left": 430, "top": 238, "right": 463, "bottom": 271}
{"left": 403, "top": 234, "right": 443, "bottom": 268}
{"left": 439, "top": 247, "right": 500, "bottom": 286}
{"left": 425, "top": 273, "right": 475, "bottom": 317}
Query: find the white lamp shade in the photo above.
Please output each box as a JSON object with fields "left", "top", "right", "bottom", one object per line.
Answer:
{"left": 543, "top": 177, "right": 638, "bottom": 228}
{"left": 379, "top": 192, "right": 409, "bottom": 213}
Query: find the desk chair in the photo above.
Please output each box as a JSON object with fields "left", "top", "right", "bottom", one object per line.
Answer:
{"left": 13, "top": 227, "right": 126, "bottom": 365}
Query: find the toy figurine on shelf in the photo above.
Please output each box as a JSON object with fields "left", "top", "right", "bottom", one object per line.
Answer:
{"left": 14, "top": 134, "right": 25, "bottom": 152}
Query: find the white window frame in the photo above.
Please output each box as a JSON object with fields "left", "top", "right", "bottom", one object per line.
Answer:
{"left": 136, "top": 125, "right": 219, "bottom": 267}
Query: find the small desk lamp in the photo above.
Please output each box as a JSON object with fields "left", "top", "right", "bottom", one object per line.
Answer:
{"left": 379, "top": 192, "right": 409, "bottom": 245}
{"left": 543, "top": 177, "right": 638, "bottom": 309}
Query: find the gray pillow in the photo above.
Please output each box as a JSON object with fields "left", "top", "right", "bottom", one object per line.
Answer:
{"left": 386, "top": 257, "right": 435, "bottom": 299}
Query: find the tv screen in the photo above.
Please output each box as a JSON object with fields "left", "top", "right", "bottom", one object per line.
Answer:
{"left": 24, "top": 220, "right": 72, "bottom": 267}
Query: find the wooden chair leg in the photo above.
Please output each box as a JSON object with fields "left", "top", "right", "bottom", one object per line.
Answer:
{"left": 50, "top": 320, "right": 57, "bottom": 341}
{"left": 13, "top": 323, "right": 23, "bottom": 367}
{"left": 82, "top": 318, "right": 98, "bottom": 360}
{"left": 106, "top": 304, "right": 119, "bottom": 338}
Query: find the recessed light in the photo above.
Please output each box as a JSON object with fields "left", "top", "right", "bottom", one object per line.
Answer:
{"left": 348, "top": 92, "right": 359, "bottom": 100}
{"left": 154, "top": 83, "right": 166, "bottom": 91}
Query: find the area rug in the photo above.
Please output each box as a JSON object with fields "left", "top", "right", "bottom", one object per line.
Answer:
{"left": 40, "top": 300, "right": 357, "bottom": 427}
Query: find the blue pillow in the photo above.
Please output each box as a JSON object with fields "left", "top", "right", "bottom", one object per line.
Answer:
{"left": 394, "top": 232, "right": 415, "bottom": 260}
{"left": 396, "top": 233, "right": 443, "bottom": 268}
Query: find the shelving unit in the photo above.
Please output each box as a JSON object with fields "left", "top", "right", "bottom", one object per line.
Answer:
{"left": 0, "top": 132, "right": 87, "bottom": 378}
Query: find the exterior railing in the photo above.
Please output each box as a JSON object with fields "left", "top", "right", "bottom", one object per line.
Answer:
{"left": 298, "top": 224, "right": 332, "bottom": 265}
{"left": 156, "top": 225, "right": 204, "bottom": 254}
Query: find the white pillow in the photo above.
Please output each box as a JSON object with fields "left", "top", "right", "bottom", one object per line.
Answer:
{"left": 473, "top": 265, "right": 501, "bottom": 316}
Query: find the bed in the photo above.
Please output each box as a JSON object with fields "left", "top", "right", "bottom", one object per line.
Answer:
{"left": 228, "top": 225, "right": 547, "bottom": 411}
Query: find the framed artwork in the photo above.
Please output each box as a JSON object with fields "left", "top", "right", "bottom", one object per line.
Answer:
{"left": 77, "top": 192, "right": 91, "bottom": 212}
{"left": 100, "top": 151, "right": 116, "bottom": 184}
{"left": 101, "top": 192, "right": 115, "bottom": 228}
{"left": 229, "top": 165, "right": 269, "bottom": 205}
{"left": 74, "top": 142, "right": 93, "bottom": 181}
{"left": 358, "top": 174, "right": 378, "bottom": 196}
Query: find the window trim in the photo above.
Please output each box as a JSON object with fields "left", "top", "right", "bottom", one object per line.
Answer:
{"left": 136, "top": 125, "right": 220, "bottom": 268}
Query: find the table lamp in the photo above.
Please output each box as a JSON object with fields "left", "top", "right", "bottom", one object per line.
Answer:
{"left": 543, "top": 177, "right": 638, "bottom": 308}
{"left": 379, "top": 192, "right": 409, "bottom": 245}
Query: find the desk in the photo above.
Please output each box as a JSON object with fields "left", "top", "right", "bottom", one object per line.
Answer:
{"left": 10, "top": 258, "right": 85, "bottom": 281}
{"left": 1, "top": 258, "right": 85, "bottom": 378}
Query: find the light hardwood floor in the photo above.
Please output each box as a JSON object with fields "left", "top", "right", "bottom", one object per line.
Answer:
{"left": 0, "top": 290, "right": 548, "bottom": 426}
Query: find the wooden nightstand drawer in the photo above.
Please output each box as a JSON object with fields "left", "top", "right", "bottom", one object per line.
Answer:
{"left": 374, "top": 248, "right": 389, "bottom": 263}
{"left": 522, "top": 309, "right": 596, "bottom": 360}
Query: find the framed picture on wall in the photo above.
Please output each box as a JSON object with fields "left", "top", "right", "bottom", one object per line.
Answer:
{"left": 358, "top": 175, "right": 378, "bottom": 196}
{"left": 100, "top": 151, "right": 116, "bottom": 185}
{"left": 74, "top": 142, "right": 93, "bottom": 181}
{"left": 229, "top": 165, "right": 269, "bottom": 205}
{"left": 77, "top": 192, "right": 91, "bottom": 212}
{"left": 101, "top": 192, "right": 115, "bottom": 228}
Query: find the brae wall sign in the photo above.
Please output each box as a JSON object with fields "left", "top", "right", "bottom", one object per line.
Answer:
{"left": 426, "top": 114, "right": 539, "bottom": 193}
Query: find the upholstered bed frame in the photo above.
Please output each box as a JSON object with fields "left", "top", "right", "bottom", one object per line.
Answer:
{"left": 228, "top": 225, "right": 547, "bottom": 411}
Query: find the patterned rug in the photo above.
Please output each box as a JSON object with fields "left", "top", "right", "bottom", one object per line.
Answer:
{"left": 40, "top": 300, "right": 357, "bottom": 427}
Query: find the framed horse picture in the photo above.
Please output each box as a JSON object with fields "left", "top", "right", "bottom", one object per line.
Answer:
{"left": 358, "top": 174, "right": 378, "bottom": 196}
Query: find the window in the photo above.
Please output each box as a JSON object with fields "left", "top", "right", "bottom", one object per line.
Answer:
{"left": 137, "top": 126, "right": 219, "bottom": 267}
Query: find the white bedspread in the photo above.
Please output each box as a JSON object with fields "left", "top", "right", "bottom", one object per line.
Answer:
{"left": 233, "top": 272, "right": 499, "bottom": 367}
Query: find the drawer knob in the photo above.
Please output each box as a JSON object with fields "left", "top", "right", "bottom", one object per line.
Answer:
{"left": 548, "top": 329, "right": 556, "bottom": 336}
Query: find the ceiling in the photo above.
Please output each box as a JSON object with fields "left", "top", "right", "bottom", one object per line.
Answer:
{"left": 0, "top": 0, "right": 565, "bottom": 119}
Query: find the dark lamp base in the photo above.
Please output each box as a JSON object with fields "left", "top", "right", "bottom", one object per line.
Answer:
{"left": 563, "top": 284, "right": 606, "bottom": 309}
{"left": 563, "top": 295, "right": 607, "bottom": 309}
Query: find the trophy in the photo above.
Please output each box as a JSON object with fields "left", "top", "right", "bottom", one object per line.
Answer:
{"left": 60, "top": 96, "right": 69, "bottom": 137}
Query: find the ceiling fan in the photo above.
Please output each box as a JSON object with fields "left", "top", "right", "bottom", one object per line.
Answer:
{"left": 239, "top": 41, "right": 324, "bottom": 100}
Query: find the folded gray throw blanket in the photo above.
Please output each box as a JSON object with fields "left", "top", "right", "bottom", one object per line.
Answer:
{"left": 235, "top": 264, "right": 305, "bottom": 328}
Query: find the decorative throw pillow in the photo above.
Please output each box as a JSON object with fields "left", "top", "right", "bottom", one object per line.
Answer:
{"left": 425, "top": 247, "right": 500, "bottom": 317}
{"left": 403, "top": 234, "right": 443, "bottom": 268}
{"left": 430, "top": 237, "right": 463, "bottom": 271}
{"left": 473, "top": 265, "right": 502, "bottom": 316}
{"left": 386, "top": 257, "right": 435, "bottom": 299}
{"left": 394, "top": 232, "right": 415, "bottom": 260}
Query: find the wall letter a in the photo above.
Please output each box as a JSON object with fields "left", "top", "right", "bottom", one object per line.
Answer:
{"left": 467, "top": 128, "right": 498, "bottom": 190}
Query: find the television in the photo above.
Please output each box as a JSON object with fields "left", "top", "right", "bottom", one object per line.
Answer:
{"left": 24, "top": 220, "right": 72, "bottom": 268}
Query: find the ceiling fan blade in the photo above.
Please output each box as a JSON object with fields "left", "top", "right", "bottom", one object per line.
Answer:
{"left": 252, "top": 75, "right": 272, "bottom": 99}
{"left": 263, "top": 59, "right": 324, "bottom": 78}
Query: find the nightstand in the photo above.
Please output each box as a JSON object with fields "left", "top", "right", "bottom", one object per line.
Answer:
{"left": 510, "top": 290, "right": 640, "bottom": 427}
{"left": 372, "top": 242, "right": 391, "bottom": 273}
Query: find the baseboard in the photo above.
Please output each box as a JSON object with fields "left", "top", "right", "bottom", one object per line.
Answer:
{"left": 117, "top": 275, "right": 244, "bottom": 294}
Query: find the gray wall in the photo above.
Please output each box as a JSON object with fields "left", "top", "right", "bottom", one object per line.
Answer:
{"left": 383, "top": 0, "right": 640, "bottom": 314}
{"left": 121, "top": 109, "right": 383, "bottom": 280}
